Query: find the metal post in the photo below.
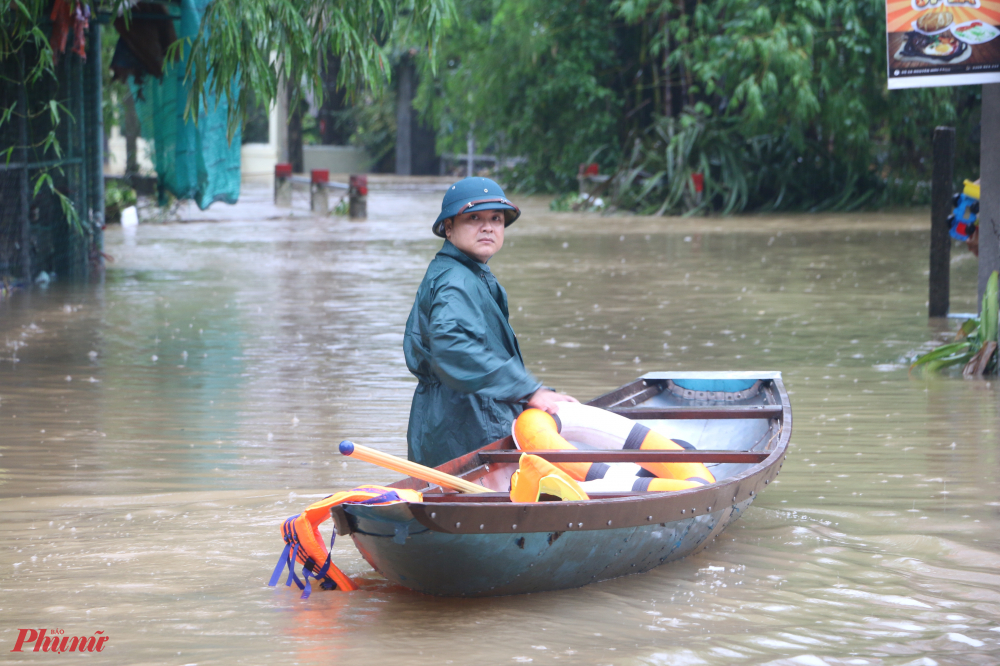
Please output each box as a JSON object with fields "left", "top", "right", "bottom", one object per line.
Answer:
{"left": 929, "top": 126, "right": 955, "bottom": 318}
{"left": 466, "top": 132, "right": 474, "bottom": 177}
{"left": 395, "top": 58, "right": 413, "bottom": 175}
{"left": 89, "top": 23, "right": 105, "bottom": 278}
{"left": 310, "top": 169, "right": 329, "bottom": 214}
{"left": 288, "top": 86, "right": 303, "bottom": 174}
{"left": 978, "top": 84, "right": 1000, "bottom": 313}
{"left": 123, "top": 90, "right": 140, "bottom": 180}
{"left": 349, "top": 174, "right": 367, "bottom": 219}
{"left": 274, "top": 163, "right": 292, "bottom": 207}
{"left": 276, "top": 75, "right": 288, "bottom": 164}
{"left": 92, "top": 23, "right": 105, "bottom": 225}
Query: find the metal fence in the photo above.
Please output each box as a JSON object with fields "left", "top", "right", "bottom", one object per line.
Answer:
{"left": 0, "top": 24, "right": 104, "bottom": 284}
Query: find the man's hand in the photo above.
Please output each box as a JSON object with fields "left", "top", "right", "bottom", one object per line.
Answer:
{"left": 526, "top": 388, "right": 579, "bottom": 414}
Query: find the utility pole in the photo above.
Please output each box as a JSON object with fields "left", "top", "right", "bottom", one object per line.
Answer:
{"left": 978, "top": 84, "right": 1000, "bottom": 312}
{"left": 929, "top": 127, "right": 954, "bottom": 317}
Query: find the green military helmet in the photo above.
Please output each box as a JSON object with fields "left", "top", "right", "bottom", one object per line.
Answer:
{"left": 433, "top": 177, "right": 521, "bottom": 238}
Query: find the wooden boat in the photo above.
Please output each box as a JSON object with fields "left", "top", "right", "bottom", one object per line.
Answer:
{"left": 330, "top": 371, "right": 791, "bottom": 597}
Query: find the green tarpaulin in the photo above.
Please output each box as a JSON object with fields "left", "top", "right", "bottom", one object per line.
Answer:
{"left": 132, "top": 0, "right": 240, "bottom": 209}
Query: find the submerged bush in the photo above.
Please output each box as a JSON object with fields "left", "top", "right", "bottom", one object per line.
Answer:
{"left": 104, "top": 180, "right": 138, "bottom": 224}
{"left": 911, "top": 272, "right": 999, "bottom": 376}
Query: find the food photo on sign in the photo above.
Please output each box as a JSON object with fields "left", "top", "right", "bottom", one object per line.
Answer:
{"left": 886, "top": 0, "right": 1000, "bottom": 88}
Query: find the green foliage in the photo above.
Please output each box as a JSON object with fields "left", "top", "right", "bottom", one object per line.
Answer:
{"left": 185, "top": 0, "right": 455, "bottom": 136}
{"left": 416, "top": 0, "right": 624, "bottom": 192}
{"left": 301, "top": 112, "right": 321, "bottom": 146}
{"left": 104, "top": 179, "right": 138, "bottom": 224}
{"left": 981, "top": 271, "right": 999, "bottom": 348}
{"left": 615, "top": 110, "right": 896, "bottom": 214}
{"left": 348, "top": 90, "right": 397, "bottom": 172}
{"left": 0, "top": 0, "right": 54, "bottom": 84}
{"left": 615, "top": 112, "right": 749, "bottom": 215}
{"left": 610, "top": 0, "right": 981, "bottom": 213}
{"left": 4, "top": 0, "right": 454, "bottom": 229}
{"left": 100, "top": 19, "right": 128, "bottom": 134}
{"left": 333, "top": 195, "right": 350, "bottom": 216}
{"left": 1, "top": 0, "right": 93, "bottom": 234}
{"left": 910, "top": 337, "right": 974, "bottom": 374}
{"left": 413, "top": 0, "right": 980, "bottom": 206}
{"left": 911, "top": 272, "right": 999, "bottom": 375}
{"left": 549, "top": 192, "right": 606, "bottom": 212}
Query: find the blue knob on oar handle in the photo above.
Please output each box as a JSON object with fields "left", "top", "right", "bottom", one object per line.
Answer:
{"left": 339, "top": 440, "right": 490, "bottom": 494}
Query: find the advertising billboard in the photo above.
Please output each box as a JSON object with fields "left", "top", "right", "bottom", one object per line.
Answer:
{"left": 887, "top": 0, "right": 1000, "bottom": 88}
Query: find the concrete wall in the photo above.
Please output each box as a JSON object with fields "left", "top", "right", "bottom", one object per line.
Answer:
{"left": 303, "top": 145, "right": 371, "bottom": 175}
{"left": 240, "top": 97, "right": 284, "bottom": 185}
{"left": 104, "top": 121, "right": 279, "bottom": 185}
{"left": 104, "top": 124, "right": 154, "bottom": 176}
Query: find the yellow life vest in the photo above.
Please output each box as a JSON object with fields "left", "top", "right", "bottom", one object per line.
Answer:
{"left": 509, "top": 453, "right": 590, "bottom": 502}
{"left": 513, "top": 405, "right": 715, "bottom": 492}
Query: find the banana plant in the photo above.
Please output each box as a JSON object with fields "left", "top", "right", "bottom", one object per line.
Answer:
{"left": 911, "top": 271, "right": 999, "bottom": 375}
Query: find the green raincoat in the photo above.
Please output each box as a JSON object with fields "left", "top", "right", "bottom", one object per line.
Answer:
{"left": 405, "top": 240, "right": 542, "bottom": 467}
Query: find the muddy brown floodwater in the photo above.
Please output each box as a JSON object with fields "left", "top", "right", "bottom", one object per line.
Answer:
{"left": 2, "top": 185, "right": 999, "bottom": 665}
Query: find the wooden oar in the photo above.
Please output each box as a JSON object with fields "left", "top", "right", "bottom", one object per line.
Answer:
{"left": 338, "top": 440, "right": 490, "bottom": 494}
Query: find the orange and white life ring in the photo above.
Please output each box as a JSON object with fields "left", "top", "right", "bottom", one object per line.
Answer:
{"left": 512, "top": 403, "right": 715, "bottom": 492}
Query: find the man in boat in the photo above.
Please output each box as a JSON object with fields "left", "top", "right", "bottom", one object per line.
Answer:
{"left": 404, "top": 177, "right": 578, "bottom": 467}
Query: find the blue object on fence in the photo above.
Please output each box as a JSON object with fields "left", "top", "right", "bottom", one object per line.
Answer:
{"left": 948, "top": 180, "right": 980, "bottom": 242}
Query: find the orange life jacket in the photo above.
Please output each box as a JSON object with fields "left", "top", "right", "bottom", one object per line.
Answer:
{"left": 269, "top": 485, "right": 422, "bottom": 598}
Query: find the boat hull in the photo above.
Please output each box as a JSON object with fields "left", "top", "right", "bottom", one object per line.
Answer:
{"left": 348, "top": 498, "right": 752, "bottom": 597}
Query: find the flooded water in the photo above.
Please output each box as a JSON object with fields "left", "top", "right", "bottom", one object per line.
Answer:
{"left": 2, "top": 185, "right": 999, "bottom": 665}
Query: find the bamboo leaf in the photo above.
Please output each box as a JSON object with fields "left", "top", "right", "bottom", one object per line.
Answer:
{"left": 921, "top": 352, "right": 975, "bottom": 375}
{"left": 954, "top": 317, "right": 979, "bottom": 341}
{"left": 983, "top": 271, "right": 999, "bottom": 344}
{"left": 910, "top": 341, "right": 972, "bottom": 368}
